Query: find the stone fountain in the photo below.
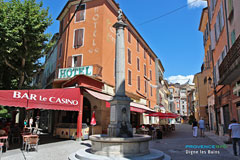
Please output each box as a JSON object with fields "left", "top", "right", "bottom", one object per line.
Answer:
{"left": 69, "top": 9, "right": 170, "bottom": 160}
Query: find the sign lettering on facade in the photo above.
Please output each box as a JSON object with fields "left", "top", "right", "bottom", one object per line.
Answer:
{"left": 58, "top": 66, "right": 93, "bottom": 79}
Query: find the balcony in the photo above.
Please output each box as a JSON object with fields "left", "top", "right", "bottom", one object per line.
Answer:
{"left": 219, "top": 36, "right": 240, "bottom": 85}
{"left": 92, "top": 64, "right": 102, "bottom": 78}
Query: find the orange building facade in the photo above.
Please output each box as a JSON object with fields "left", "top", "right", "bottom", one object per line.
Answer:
{"left": 52, "top": 0, "right": 162, "bottom": 136}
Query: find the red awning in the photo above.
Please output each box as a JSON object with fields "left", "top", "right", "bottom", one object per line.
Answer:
{"left": 146, "top": 112, "right": 179, "bottom": 118}
{"left": 106, "top": 101, "right": 153, "bottom": 113}
{"left": 85, "top": 89, "right": 112, "bottom": 101}
{"left": 0, "top": 88, "right": 81, "bottom": 111}
{"left": 84, "top": 88, "right": 154, "bottom": 114}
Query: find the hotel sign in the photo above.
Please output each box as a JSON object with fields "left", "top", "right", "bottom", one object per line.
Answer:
{"left": 58, "top": 66, "right": 93, "bottom": 79}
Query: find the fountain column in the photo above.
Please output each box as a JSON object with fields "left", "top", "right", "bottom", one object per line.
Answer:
{"left": 107, "top": 9, "right": 133, "bottom": 137}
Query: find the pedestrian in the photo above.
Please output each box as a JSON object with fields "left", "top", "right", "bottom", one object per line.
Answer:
{"left": 199, "top": 117, "right": 205, "bottom": 137}
{"left": 35, "top": 116, "right": 40, "bottom": 129}
{"left": 29, "top": 117, "right": 33, "bottom": 129}
{"left": 24, "top": 119, "right": 27, "bottom": 128}
{"left": 228, "top": 118, "right": 240, "bottom": 156}
{"left": 192, "top": 118, "right": 198, "bottom": 137}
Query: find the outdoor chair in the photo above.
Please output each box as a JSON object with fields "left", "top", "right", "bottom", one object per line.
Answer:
{"left": 0, "top": 142, "right": 4, "bottom": 157}
{"left": 27, "top": 135, "right": 39, "bottom": 152}
{"left": 22, "top": 135, "right": 30, "bottom": 151}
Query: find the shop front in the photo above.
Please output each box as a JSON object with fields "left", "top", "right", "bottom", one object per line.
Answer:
{"left": 0, "top": 88, "right": 85, "bottom": 140}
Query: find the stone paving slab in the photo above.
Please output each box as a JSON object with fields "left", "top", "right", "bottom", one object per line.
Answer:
{"left": 1, "top": 140, "right": 87, "bottom": 160}
{"left": 149, "top": 124, "right": 240, "bottom": 160}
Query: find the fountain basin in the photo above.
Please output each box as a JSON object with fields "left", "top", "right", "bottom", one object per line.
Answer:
{"left": 90, "top": 134, "right": 151, "bottom": 157}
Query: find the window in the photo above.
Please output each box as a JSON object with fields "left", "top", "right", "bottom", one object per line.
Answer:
{"left": 128, "top": 29, "right": 131, "bottom": 43}
{"left": 75, "top": 4, "right": 86, "bottom": 22}
{"left": 72, "top": 55, "right": 82, "bottom": 67}
{"left": 231, "top": 30, "right": 236, "bottom": 45}
{"left": 150, "top": 86, "right": 152, "bottom": 96}
{"left": 145, "top": 80, "right": 147, "bottom": 93}
{"left": 221, "top": 46, "right": 227, "bottom": 60}
{"left": 144, "top": 50, "right": 146, "bottom": 59}
{"left": 228, "top": 0, "right": 233, "bottom": 15}
{"left": 128, "top": 49, "right": 131, "bottom": 64}
{"left": 137, "top": 76, "right": 140, "bottom": 91}
{"left": 149, "top": 56, "right": 152, "bottom": 65}
{"left": 128, "top": 70, "right": 132, "bottom": 85}
{"left": 150, "top": 70, "right": 152, "bottom": 80}
{"left": 149, "top": 101, "right": 151, "bottom": 108}
{"left": 144, "top": 64, "right": 146, "bottom": 76}
{"left": 60, "top": 18, "right": 64, "bottom": 35}
{"left": 137, "top": 58, "right": 140, "bottom": 71}
{"left": 204, "top": 77, "right": 207, "bottom": 84}
{"left": 59, "top": 43, "right": 62, "bottom": 58}
{"left": 220, "top": 3, "right": 224, "bottom": 31}
{"left": 74, "top": 29, "right": 84, "bottom": 48}
{"left": 137, "top": 40, "right": 140, "bottom": 52}
{"left": 214, "top": 24, "right": 218, "bottom": 42}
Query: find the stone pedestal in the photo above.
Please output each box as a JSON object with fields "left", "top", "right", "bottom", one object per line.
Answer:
{"left": 108, "top": 96, "right": 133, "bottom": 137}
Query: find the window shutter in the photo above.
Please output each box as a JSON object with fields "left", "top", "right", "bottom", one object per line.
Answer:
{"left": 128, "top": 70, "right": 131, "bottom": 85}
{"left": 128, "top": 49, "right": 131, "bottom": 64}
{"left": 137, "top": 76, "right": 140, "bottom": 90}
{"left": 67, "top": 56, "right": 72, "bottom": 68}
{"left": 77, "top": 55, "right": 82, "bottom": 67}
{"left": 208, "top": 5, "right": 212, "bottom": 23}
{"left": 76, "top": 5, "right": 85, "bottom": 22}
{"left": 77, "top": 29, "right": 83, "bottom": 47}
{"left": 128, "top": 29, "right": 131, "bottom": 43}
{"left": 137, "top": 58, "right": 140, "bottom": 71}
{"left": 216, "top": 15, "right": 220, "bottom": 40}
{"left": 210, "top": 29, "right": 215, "bottom": 50}
{"left": 144, "top": 64, "right": 146, "bottom": 76}
{"left": 74, "top": 29, "right": 84, "bottom": 48}
{"left": 220, "top": 3, "right": 224, "bottom": 31}
{"left": 211, "top": 0, "right": 214, "bottom": 12}
{"left": 150, "top": 70, "right": 152, "bottom": 80}
{"left": 60, "top": 19, "right": 64, "bottom": 35}
{"left": 74, "top": 29, "right": 79, "bottom": 48}
{"left": 79, "top": 5, "right": 85, "bottom": 21}
{"left": 76, "top": 11, "right": 80, "bottom": 22}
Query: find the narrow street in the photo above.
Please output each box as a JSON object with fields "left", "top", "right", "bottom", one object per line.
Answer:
{"left": 150, "top": 124, "right": 239, "bottom": 160}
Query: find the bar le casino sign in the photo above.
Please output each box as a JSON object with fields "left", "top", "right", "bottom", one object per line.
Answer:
{"left": 58, "top": 66, "right": 93, "bottom": 79}
{"left": 13, "top": 91, "right": 79, "bottom": 105}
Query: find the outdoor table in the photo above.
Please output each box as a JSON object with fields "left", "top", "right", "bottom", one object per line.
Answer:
{"left": 0, "top": 136, "right": 8, "bottom": 151}
{"left": 139, "top": 129, "right": 149, "bottom": 135}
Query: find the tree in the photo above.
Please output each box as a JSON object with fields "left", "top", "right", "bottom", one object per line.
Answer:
{"left": 0, "top": 0, "right": 52, "bottom": 89}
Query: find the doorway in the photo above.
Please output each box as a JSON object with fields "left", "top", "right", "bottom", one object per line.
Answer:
{"left": 82, "top": 97, "right": 91, "bottom": 125}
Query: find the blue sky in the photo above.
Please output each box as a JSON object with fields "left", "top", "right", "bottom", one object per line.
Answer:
{"left": 40, "top": 0, "right": 207, "bottom": 84}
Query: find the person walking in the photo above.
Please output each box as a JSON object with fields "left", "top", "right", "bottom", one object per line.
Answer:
{"left": 228, "top": 119, "right": 240, "bottom": 156}
{"left": 199, "top": 117, "right": 205, "bottom": 137}
{"left": 192, "top": 119, "right": 198, "bottom": 138}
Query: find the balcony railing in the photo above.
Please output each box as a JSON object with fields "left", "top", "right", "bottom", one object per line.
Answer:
{"left": 92, "top": 64, "right": 102, "bottom": 78}
{"left": 219, "top": 36, "right": 240, "bottom": 84}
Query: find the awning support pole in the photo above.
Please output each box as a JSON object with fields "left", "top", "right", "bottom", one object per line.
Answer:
{"left": 77, "top": 88, "right": 84, "bottom": 141}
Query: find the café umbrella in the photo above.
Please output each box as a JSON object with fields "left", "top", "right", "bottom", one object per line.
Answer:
{"left": 90, "top": 111, "right": 96, "bottom": 134}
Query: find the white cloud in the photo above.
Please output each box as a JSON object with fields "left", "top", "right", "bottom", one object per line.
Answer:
{"left": 187, "top": 0, "right": 207, "bottom": 8}
{"left": 167, "top": 75, "right": 194, "bottom": 85}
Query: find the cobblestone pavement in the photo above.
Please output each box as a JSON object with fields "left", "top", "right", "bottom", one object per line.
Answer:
{"left": 2, "top": 124, "right": 240, "bottom": 160}
{"left": 1, "top": 140, "right": 88, "bottom": 160}
{"left": 149, "top": 123, "right": 240, "bottom": 160}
